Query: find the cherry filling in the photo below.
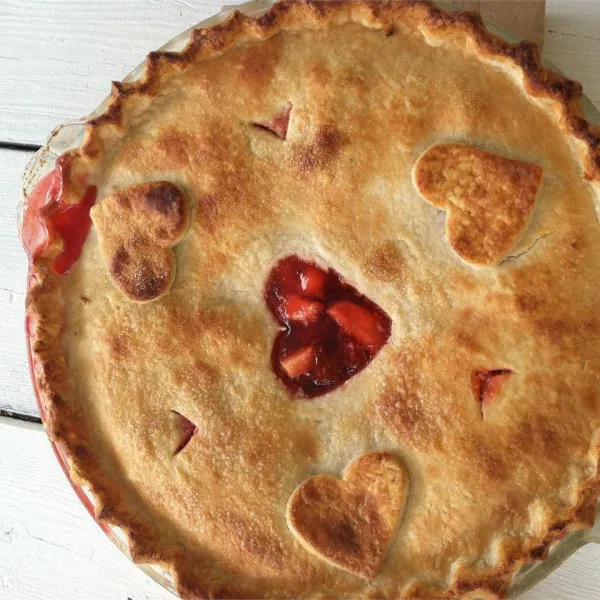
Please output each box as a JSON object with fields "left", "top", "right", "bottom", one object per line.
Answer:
{"left": 471, "top": 369, "right": 513, "bottom": 415}
{"left": 21, "top": 160, "right": 97, "bottom": 275}
{"left": 265, "top": 256, "right": 392, "bottom": 398}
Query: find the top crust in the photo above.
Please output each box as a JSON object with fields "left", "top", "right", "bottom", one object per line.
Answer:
{"left": 25, "top": 2, "right": 600, "bottom": 599}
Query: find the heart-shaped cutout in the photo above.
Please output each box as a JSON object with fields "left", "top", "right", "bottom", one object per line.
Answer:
{"left": 91, "top": 181, "right": 190, "bottom": 302}
{"left": 253, "top": 103, "right": 292, "bottom": 139}
{"left": 471, "top": 368, "right": 513, "bottom": 418}
{"left": 169, "top": 410, "right": 198, "bottom": 456}
{"left": 265, "top": 256, "right": 392, "bottom": 398}
{"left": 287, "top": 451, "right": 409, "bottom": 580}
{"left": 413, "top": 143, "right": 542, "bottom": 266}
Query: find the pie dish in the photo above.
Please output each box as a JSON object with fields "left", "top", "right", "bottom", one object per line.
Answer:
{"left": 21, "top": 0, "right": 600, "bottom": 598}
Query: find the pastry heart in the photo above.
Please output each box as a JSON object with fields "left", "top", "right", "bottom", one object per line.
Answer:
{"left": 286, "top": 451, "right": 409, "bottom": 580}
{"left": 413, "top": 143, "right": 542, "bottom": 266}
{"left": 91, "top": 181, "right": 190, "bottom": 302}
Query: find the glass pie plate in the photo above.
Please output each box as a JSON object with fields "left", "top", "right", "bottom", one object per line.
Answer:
{"left": 20, "top": 1, "right": 600, "bottom": 598}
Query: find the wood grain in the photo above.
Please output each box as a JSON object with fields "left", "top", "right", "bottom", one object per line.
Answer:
{"left": 0, "top": 150, "right": 38, "bottom": 418}
{"left": 0, "top": 0, "right": 222, "bottom": 146}
{"left": 545, "top": 1, "right": 600, "bottom": 112}
{"left": 0, "top": 417, "right": 173, "bottom": 600}
{"left": 449, "top": 1, "right": 546, "bottom": 46}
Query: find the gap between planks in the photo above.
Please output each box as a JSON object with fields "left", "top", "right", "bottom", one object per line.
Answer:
{"left": 0, "top": 408, "right": 42, "bottom": 424}
{"left": 0, "top": 141, "right": 42, "bottom": 152}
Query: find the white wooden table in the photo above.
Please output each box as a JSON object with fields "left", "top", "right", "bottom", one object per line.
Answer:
{"left": 1, "top": 1, "right": 600, "bottom": 598}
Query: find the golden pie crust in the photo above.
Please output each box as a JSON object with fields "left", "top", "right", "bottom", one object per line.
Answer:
{"left": 25, "top": 1, "right": 600, "bottom": 598}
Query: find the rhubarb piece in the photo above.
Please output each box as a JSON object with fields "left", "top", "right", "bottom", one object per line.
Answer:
{"left": 284, "top": 295, "right": 324, "bottom": 324}
{"left": 264, "top": 256, "right": 331, "bottom": 319}
{"left": 327, "top": 301, "right": 388, "bottom": 349}
{"left": 21, "top": 169, "right": 60, "bottom": 260}
{"left": 280, "top": 346, "right": 316, "bottom": 378}
{"left": 339, "top": 338, "right": 361, "bottom": 370}
{"left": 21, "top": 163, "right": 98, "bottom": 274}
{"left": 299, "top": 264, "right": 327, "bottom": 298}
{"left": 52, "top": 185, "right": 98, "bottom": 275}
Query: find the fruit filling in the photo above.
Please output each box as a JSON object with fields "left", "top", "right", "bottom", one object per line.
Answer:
{"left": 253, "top": 103, "right": 292, "bottom": 139}
{"left": 265, "top": 255, "right": 392, "bottom": 398}
{"left": 21, "top": 160, "right": 97, "bottom": 275}
{"left": 471, "top": 369, "right": 513, "bottom": 415}
{"left": 170, "top": 410, "right": 198, "bottom": 456}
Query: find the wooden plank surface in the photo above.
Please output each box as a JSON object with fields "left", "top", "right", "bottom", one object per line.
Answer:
{"left": 0, "top": 417, "right": 172, "bottom": 600}
{"left": 1, "top": 1, "right": 600, "bottom": 145}
{"left": 0, "top": 0, "right": 224, "bottom": 146}
{"left": 449, "top": 0, "right": 546, "bottom": 46}
{"left": 545, "top": 1, "right": 600, "bottom": 109}
{"left": 0, "top": 150, "right": 37, "bottom": 419}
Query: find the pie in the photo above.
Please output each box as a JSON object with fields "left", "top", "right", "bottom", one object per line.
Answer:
{"left": 22, "top": 1, "right": 600, "bottom": 598}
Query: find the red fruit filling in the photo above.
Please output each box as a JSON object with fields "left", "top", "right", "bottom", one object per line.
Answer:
{"left": 280, "top": 346, "right": 316, "bottom": 378}
{"left": 285, "top": 295, "right": 324, "bottom": 324}
{"left": 253, "top": 103, "right": 292, "bottom": 139}
{"left": 21, "top": 160, "right": 97, "bottom": 275}
{"left": 300, "top": 264, "right": 326, "bottom": 298}
{"left": 471, "top": 369, "right": 513, "bottom": 415}
{"left": 171, "top": 410, "right": 198, "bottom": 456}
{"left": 327, "top": 301, "right": 389, "bottom": 348}
{"left": 265, "top": 255, "right": 392, "bottom": 398}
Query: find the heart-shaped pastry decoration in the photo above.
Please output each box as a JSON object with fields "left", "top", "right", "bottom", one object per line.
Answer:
{"left": 413, "top": 143, "right": 542, "bottom": 266}
{"left": 91, "top": 181, "right": 190, "bottom": 302}
{"left": 287, "top": 451, "right": 409, "bottom": 580}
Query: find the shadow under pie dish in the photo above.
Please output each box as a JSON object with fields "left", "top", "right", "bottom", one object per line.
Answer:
{"left": 20, "top": 0, "right": 600, "bottom": 598}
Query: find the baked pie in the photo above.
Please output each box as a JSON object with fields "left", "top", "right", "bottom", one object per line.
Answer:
{"left": 22, "top": 1, "right": 600, "bottom": 598}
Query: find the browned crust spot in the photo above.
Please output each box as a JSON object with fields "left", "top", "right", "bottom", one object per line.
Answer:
{"left": 25, "top": 2, "right": 600, "bottom": 598}
{"left": 90, "top": 181, "right": 190, "bottom": 302}
{"left": 293, "top": 123, "right": 347, "bottom": 172}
